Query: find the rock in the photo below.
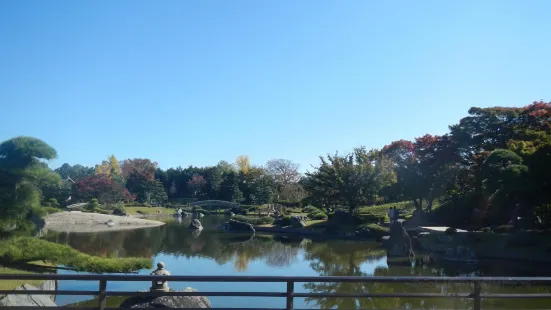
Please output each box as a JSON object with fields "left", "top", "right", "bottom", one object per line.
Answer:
{"left": 229, "top": 212, "right": 235, "bottom": 217}
{"left": 188, "top": 219, "right": 203, "bottom": 230}
{"left": 39, "top": 280, "right": 58, "bottom": 302}
{"left": 119, "top": 287, "right": 211, "bottom": 308}
{"left": 0, "top": 284, "right": 57, "bottom": 307}
{"left": 290, "top": 216, "right": 307, "bottom": 228}
{"left": 106, "top": 219, "right": 115, "bottom": 227}
{"left": 227, "top": 219, "right": 255, "bottom": 233}
{"left": 386, "top": 221, "right": 413, "bottom": 257}
{"left": 181, "top": 212, "right": 191, "bottom": 217}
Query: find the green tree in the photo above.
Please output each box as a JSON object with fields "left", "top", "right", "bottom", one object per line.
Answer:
{"left": 0, "top": 137, "right": 59, "bottom": 224}
{"left": 306, "top": 148, "right": 396, "bottom": 215}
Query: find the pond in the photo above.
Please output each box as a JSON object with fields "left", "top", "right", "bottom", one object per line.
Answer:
{"left": 43, "top": 216, "right": 551, "bottom": 309}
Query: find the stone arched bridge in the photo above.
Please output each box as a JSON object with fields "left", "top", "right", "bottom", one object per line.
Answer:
{"left": 189, "top": 200, "right": 240, "bottom": 209}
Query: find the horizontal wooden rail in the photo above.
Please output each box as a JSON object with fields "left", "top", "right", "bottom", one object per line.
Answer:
{"left": 1, "top": 274, "right": 551, "bottom": 310}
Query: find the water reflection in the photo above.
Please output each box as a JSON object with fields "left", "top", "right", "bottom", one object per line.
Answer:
{"left": 43, "top": 216, "right": 551, "bottom": 309}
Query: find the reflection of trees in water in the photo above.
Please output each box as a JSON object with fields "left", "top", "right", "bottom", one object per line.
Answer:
{"left": 42, "top": 217, "right": 303, "bottom": 272}
{"left": 43, "top": 218, "right": 551, "bottom": 309}
{"left": 302, "top": 242, "right": 551, "bottom": 309}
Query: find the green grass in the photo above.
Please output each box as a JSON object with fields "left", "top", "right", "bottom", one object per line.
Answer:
{"left": 125, "top": 206, "right": 176, "bottom": 215}
{"left": 360, "top": 223, "right": 390, "bottom": 233}
{"left": 305, "top": 219, "right": 327, "bottom": 227}
{"left": 0, "top": 266, "right": 46, "bottom": 290}
{"left": 0, "top": 237, "right": 152, "bottom": 273}
{"left": 358, "top": 201, "right": 416, "bottom": 217}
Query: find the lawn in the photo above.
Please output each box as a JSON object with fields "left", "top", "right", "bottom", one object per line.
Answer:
{"left": 0, "top": 261, "right": 52, "bottom": 291}
{"left": 125, "top": 206, "right": 176, "bottom": 215}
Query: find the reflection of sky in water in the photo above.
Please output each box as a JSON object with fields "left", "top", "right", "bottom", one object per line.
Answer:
{"left": 49, "top": 218, "right": 551, "bottom": 309}
{"left": 56, "top": 250, "right": 388, "bottom": 308}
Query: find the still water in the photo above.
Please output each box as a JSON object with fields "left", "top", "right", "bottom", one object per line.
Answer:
{"left": 43, "top": 216, "right": 551, "bottom": 309}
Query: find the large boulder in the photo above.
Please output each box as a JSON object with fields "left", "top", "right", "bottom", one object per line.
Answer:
{"left": 290, "top": 216, "right": 307, "bottom": 228}
{"left": 188, "top": 219, "right": 203, "bottom": 230}
{"left": 386, "top": 221, "right": 414, "bottom": 257}
{"left": 0, "top": 284, "right": 57, "bottom": 307}
{"left": 227, "top": 219, "right": 255, "bottom": 233}
{"left": 119, "top": 288, "right": 211, "bottom": 308}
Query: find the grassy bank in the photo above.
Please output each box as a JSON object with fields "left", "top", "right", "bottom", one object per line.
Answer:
{"left": 0, "top": 266, "right": 45, "bottom": 290}
{"left": 0, "top": 237, "right": 152, "bottom": 273}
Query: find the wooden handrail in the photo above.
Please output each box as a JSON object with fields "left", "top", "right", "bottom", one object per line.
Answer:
{"left": 1, "top": 274, "right": 551, "bottom": 310}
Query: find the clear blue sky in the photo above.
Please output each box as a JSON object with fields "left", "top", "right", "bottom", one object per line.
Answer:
{"left": 1, "top": 0, "right": 550, "bottom": 171}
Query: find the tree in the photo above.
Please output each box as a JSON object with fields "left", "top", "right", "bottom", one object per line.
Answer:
{"left": 150, "top": 180, "right": 168, "bottom": 204}
{"left": 95, "top": 155, "right": 122, "bottom": 177}
{"left": 121, "top": 159, "right": 158, "bottom": 202}
{"left": 235, "top": 155, "right": 251, "bottom": 174}
{"left": 188, "top": 174, "right": 207, "bottom": 198}
{"left": 55, "top": 163, "right": 94, "bottom": 181}
{"left": 382, "top": 135, "right": 458, "bottom": 211}
{"left": 266, "top": 159, "right": 301, "bottom": 185}
{"left": 219, "top": 171, "right": 244, "bottom": 203}
{"left": 305, "top": 148, "right": 396, "bottom": 215}
{"left": 0, "top": 137, "right": 59, "bottom": 223}
{"left": 75, "top": 174, "right": 128, "bottom": 204}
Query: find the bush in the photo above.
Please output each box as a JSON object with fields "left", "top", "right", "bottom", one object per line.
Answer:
{"left": 312, "top": 212, "right": 328, "bottom": 220}
{"left": 232, "top": 215, "right": 274, "bottom": 225}
{"left": 480, "top": 227, "right": 493, "bottom": 233}
{"left": 42, "top": 207, "right": 61, "bottom": 215}
{"left": 366, "top": 223, "right": 390, "bottom": 233}
{"left": 86, "top": 199, "right": 100, "bottom": 211}
{"left": 136, "top": 210, "right": 145, "bottom": 215}
{"left": 354, "top": 213, "right": 380, "bottom": 224}
{"left": 0, "top": 237, "right": 152, "bottom": 273}
{"left": 278, "top": 215, "right": 293, "bottom": 227}
{"left": 308, "top": 212, "right": 328, "bottom": 220}
{"left": 93, "top": 208, "right": 109, "bottom": 215}
{"left": 303, "top": 206, "right": 320, "bottom": 213}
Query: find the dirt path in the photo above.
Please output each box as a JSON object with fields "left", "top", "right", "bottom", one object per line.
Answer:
{"left": 43, "top": 211, "right": 165, "bottom": 233}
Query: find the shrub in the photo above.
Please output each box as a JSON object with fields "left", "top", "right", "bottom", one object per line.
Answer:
{"left": 278, "top": 215, "right": 293, "bottom": 227}
{"left": 42, "top": 207, "right": 61, "bottom": 215}
{"left": 0, "top": 237, "right": 151, "bottom": 273}
{"left": 308, "top": 212, "right": 328, "bottom": 220}
{"left": 354, "top": 213, "right": 380, "bottom": 224}
{"left": 136, "top": 210, "right": 145, "bottom": 215}
{"left": 312, "top": 212, "right": 328, "bottom": 220}
{"left": 86, "top": 198, "right": 100, "bottom": 210}
{"left": 480, "top": 227, "right": 493, "bottom": 233}
{"left": 364, "top": 223, "right": 390, "bottom": 235}
{"left": 303, "top": 206, "right": 320, "bottom": 213}
{"left": 93, "top": 208, "right": 109, "bottom": 215}
{"left": 232, "top": 215, "right": 274, "bottom": 225}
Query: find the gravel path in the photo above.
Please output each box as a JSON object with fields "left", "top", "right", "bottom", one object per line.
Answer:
{"left": 44, "top": 211, "right": 165, "bottom": 233}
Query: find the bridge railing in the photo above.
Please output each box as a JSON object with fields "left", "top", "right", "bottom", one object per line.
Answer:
{"left": 1, "top": 274, "right": 551, "bottom": 310}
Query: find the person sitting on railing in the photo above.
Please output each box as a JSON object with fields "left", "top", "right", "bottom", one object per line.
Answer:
{"left": 150, "top": 262, "right": 171, "bottom": 292}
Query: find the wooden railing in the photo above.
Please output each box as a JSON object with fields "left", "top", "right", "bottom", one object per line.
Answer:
{"left": 1, "top": 274, "right": 551, "bottom": 310}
